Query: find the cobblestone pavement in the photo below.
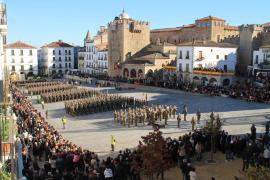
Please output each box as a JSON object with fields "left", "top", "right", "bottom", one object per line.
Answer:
{"left": 32, "top": 85, "right": 270, "bottom": 157}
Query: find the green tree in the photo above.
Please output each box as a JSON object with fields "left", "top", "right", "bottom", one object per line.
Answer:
{"left": 131, "top": 127, "right": 173, "bottom": 180}
{"left": 203, "top": 112, "right": 222, "bottom": 162}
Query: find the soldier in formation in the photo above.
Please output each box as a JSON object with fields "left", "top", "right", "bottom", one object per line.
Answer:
{"left": 196, "top": 108, "right": 201, "bottom": 124}
{"left": 41, "top": 88, "right": 101, "bottom": 103}
{"left": 183, "top": 104, "right": 188, "bottom": 121}
{"left": 114, "top": 105, "right": 177, "bottom": 128}
{"left": 65, "top": 95, "right": 146, "bottom": 116}
{"left": 28, "top": 84, "right": 76, "bottom": 95}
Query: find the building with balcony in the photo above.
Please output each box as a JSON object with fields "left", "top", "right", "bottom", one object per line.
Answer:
{"left": 176, "top": 40, "right": 238, "bottom": 86}
{"left": 248, "top": 44, "right": 270, "bottom": 78}
{"left": 40, "top": 40, "right": 74, "bottom": 76}
{"left": 5, "top": 41, "right": 38, "bottom": 81}
{"left": 79, "top": 28, "right": 108, "bottom": 76}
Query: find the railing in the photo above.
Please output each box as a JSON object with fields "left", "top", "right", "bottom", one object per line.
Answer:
{"left": 193, "top": 70, "right": 235, "bottom": 76}
{"left": 196, "top": 57, "right": 205, "bottom": 61}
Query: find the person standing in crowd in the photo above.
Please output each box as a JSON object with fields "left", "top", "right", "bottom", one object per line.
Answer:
{"left": 111, "top": 135, "right": 116, "bottom": 152}
{"left": 251, "top": 124, "right": 256, "bottom": 142}
{"left": 61, "top": 116, "right": 67, "bottom": 129}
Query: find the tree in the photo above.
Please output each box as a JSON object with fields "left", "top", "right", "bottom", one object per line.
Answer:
{"left": 131, "top": 127, "right": 173, "bottom": 180}
{"left": 203, "top": 112, "right": 222, "bottom": 163}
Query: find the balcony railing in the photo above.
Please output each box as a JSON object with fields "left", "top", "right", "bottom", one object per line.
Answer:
{"left": 193, "top": 70, "right": 234, "bottom": 76}
{"left": 196, "top": 57, "right": 205, "bottom": 61}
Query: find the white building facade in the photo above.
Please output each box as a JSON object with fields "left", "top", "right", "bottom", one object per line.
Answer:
{"left": 79, "top": 30, "right": 108, "bottom": 76}
{"left": 40, "top": 40, "right": 74, "bottom": 76}
{"left": 5, "top": 41, "right": 38, "bottom": 81}
{"left": 248, "top": 45, "right": 270, "bottom": 78}
{"left": 176, "top": 41, "right": 238, "bottom": 86}
{"left": 0, "top": 2, "right": 7, "bottom": 102}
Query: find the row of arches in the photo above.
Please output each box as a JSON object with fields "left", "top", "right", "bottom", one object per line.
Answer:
{"left": 123, "top": 68, "right": 148, "bottom": 78}
{"left": 192, "top": 76, "right": 230, "bottom": 86}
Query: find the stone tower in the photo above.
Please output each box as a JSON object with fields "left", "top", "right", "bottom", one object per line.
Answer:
{"left": 0, "top": 2, "right": 7, "bottom": 102}
{"left": 108, "top": 10, "right": 150, "bottom": 77}
{"left": 238, "top": 24, "right": 263, "bottom": 75}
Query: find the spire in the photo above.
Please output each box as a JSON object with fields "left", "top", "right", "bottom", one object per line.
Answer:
{"left": 119, "top": 9, "right": 129, "bottom": 19}
{"left": 85, "top": 30, "right": 91, "bottom": 42}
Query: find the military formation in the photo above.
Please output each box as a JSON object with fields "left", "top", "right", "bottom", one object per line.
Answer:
{"left": 113, "top": 104, "right": 203, "bottom": 130}
{"left": 28, "top": 84, "right": 76, "bottom": 95}
{"left": 25, "top": 81, "right": 59, "bottom": 88}
{"left": 113, "top": 105, "right": 177, "bottom": 127}
{"left": 65, "top": 94, "right": 146, "bottom": 116}
{"left": 41, "top": 88, "right": 102, "bottom": 103}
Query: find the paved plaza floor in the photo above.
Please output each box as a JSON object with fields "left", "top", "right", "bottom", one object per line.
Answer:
{"left": 31, "top": 85, "right": 270, "bottom": 157}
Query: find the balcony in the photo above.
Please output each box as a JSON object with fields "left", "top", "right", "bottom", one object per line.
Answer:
{"left": 193, "top": 70, "right": 234, "bottom": 76}
{"left": 196, "top": 57, "right": 205, "bottom": 61}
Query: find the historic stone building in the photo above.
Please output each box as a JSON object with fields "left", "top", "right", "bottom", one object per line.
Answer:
{"left": 150, "top": 16, "right": 239, "bottom": 45}
{"left": 108, "top": 10, "right": 150, "bottom": 77}
{"left": 122, "top": 40, "right": 176, "bottom": 80}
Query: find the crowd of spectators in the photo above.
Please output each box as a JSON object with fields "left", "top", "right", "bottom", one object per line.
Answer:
{"left": 193, "top": 67, "right": 229, "bottom": 73}
{"left": 11, "top": 83, "right": 270, "bottom": 180}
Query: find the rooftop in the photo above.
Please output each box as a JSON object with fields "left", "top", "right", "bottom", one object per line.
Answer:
{"left": 5, "top": 41, "right": 36, "bottom": 49}
{"left": 42, "top": 40, "right": 73, "bottom": 48}
{"left": 177, "top": 40, "right": 238, "bottom": 48}
{"left": 196, "top": 16, "right": 225, "bottom": 22}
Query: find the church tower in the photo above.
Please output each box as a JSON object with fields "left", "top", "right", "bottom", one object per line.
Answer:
{"left": 107, "top": 10, "right": 150, "bottom": 77}
{"left": 84, "top": 30, "right": 91, "bottom": 46}
{"left": 0, "top": 2, "right": 7, "bottom": 102}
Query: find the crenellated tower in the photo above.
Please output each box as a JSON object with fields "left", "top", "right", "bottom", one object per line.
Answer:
{"left": 107, "top": 10, "right": 150, "bottom": 77}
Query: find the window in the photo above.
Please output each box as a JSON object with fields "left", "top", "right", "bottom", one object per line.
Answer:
{"left": 53, "top": 50, "right": 55, "bottom": 55}
{"left": 68, "top": 50, "right": 71, "bottom": 55}
{"left": 59, "top": 50, "right": 61, "bottom": 55}
{"left": 69, "top": 57, "right": 71, "bottom": 61}
{"left": 59, "top": 57, "right": 61, "bottom": 61}
{"left": 255, "top": 55, "right": 259, "bottom": 64}
{"left": 21, "top": 58, "right": 24, "bottom": 63}
{"left": 53, "top": 64, "right": 55, "bottom": 68}
{"left": 29, "top": 65, "right": 33, "bottom": 71}
{"left": 185, "top": 64, "right": 189, "bottom": 72}
{"left": 186, "top": 51, "right": 190, "bottom": 59}
{"left": 21, "top": 65, "right": 24, "bottom": 71}
{"left": 11, "top": 50, "right": 15, "bottom": 56}
{"left": 179, "top": 63, "right": 182, "bottom": 71}
{"left": 65, "top": 50, "right": 67, "bottom": 55}
{"left": 69, "top": 63, "right": 71, "bottom": 68}
{"left": 216, "top": 55, "right": 219, "bottom": 59}
{"left": 198, "top": 51, "right": 203, "bottom": 59}
{"left": 11, "top": 59, "right": 15, "bottom": 63}
{"left": 65, "top": 63, "right": 67, "bottom": 68}
{"left": 29, "top": 50, "right": 33, "bottom": 56}
{"left": 12, "top": 65, "right": 15, "bottom": 71}
{"left": 225, "top": 55, "right": 228, "bottom": 60}
{"left": 217, "top": 35, "right": 221, "bottom": 42}
{"left": 224, "top": 65, "right": 227, "bottom": 72}
{"left": 53, "top": 57, "right": 55, "bottom": 61}
{"left": 65, "top": 57, "right": 67, "bottom": 61}
{"left": 179, "top": 51, "right": 182, "bottom": 59}
{"left": 59, "top": 64, "right": 62, "bottom": 68}
{"left": 20, "top": 50, "right": 23, "bottom": 56}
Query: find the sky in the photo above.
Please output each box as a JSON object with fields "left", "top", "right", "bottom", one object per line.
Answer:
{"left": 4, "top": 0, "right": 270, "bottom": 47}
